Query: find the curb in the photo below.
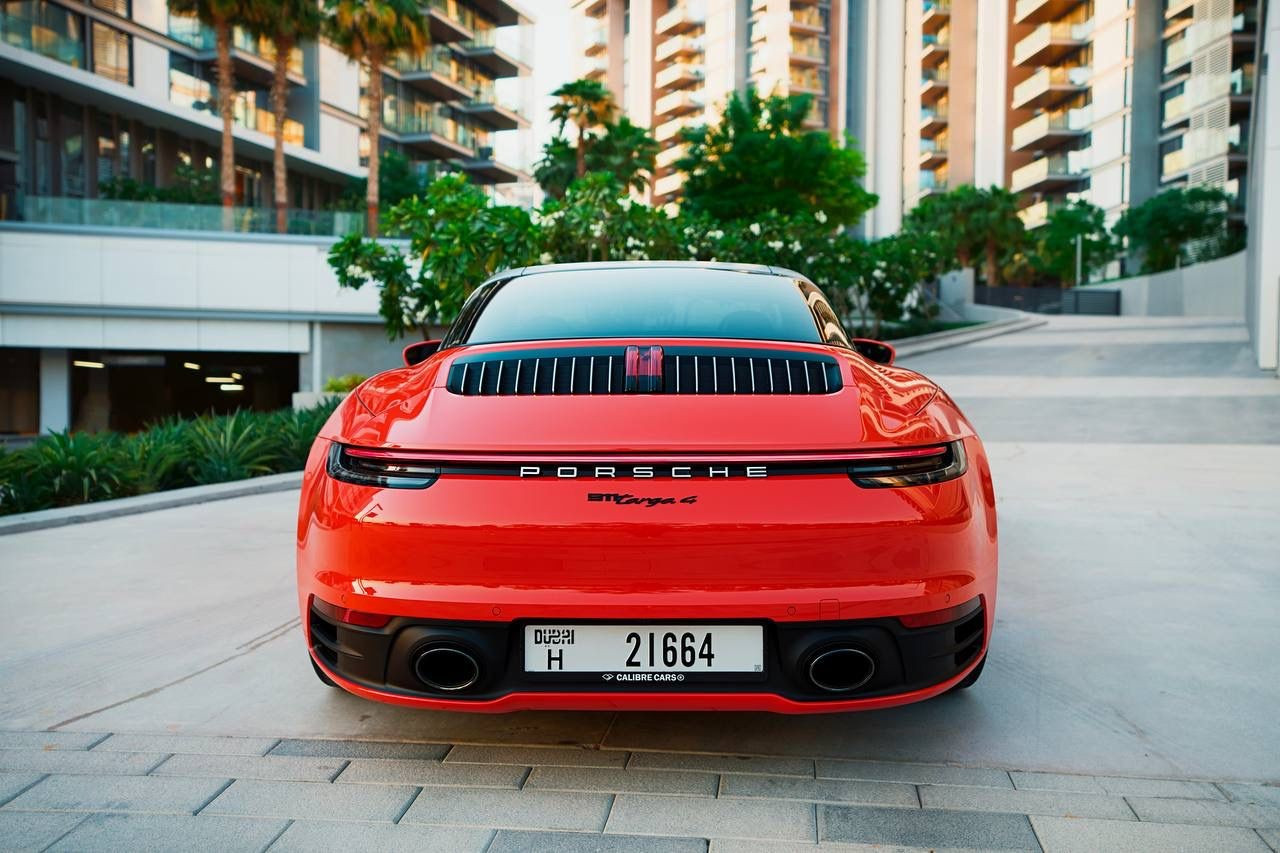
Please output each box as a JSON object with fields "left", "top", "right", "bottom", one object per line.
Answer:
{"left": 0, "top": 471, "right": 303, "bottom": 536}
{"left": 891, "top": 314, "right": 1047, "bottom": 358}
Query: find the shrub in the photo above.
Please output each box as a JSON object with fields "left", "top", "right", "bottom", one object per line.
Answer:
{"left": 323, "top": 373, "right": 366, "bottom": 393}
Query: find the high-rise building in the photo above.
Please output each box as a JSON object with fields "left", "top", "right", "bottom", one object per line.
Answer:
{"left": 571, "top": 0, "right": 846, "bottom": 205}
{"left": 0, "top": 0, "right": 534, "bottom": 220}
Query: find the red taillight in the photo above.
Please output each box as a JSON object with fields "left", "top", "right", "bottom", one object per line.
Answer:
{"left": 847, "top": 441, "right": 967, "bottom": 488}
{"left": 897, "top": 597, "right": 982, "bottom": 629}
{"left": 624, "top": 345, "right": 663, "bottom": 393}
{"left": 311, "top": 597, "right": 392, "bottom": 629}
{"left": 327, "top": 444, "right": 440, "bottom": 489}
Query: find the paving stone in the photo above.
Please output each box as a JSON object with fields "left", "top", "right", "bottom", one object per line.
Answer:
{"left": 627, "top": 752, "right": 814, "bottom": 778}
{"left": 1126, "top": 796, "right": 1280, "bottom": 828}
{"left": 718, "top": 774, "right": 918, "bottom": 808}
{"left": 0, "top": 773, "right": 44, "bottom": 806}
{"left": 1222, "top": 784, "right": 1280, "bottom": 809}
{"left": 606, "top": 794, "right": 816, "bottom": 842}
{"left": 0, "top": 811, "right": 86, "bottom": 852}
{"left": 1029, "top": 815, "right": 1271, "bottom": 852}
{"left": 0, "top": 732, "right": 107, "bottom": 751}
{"left": 336, "top": 758, "right": 527, "bottom": 788}
{"left": 268, "top": 738, "right": 449, "bottom": 760}
{"left": 820, "top": 804, "right": 1037, "bottom": 850}
{"left": 400, "top": 787, "right": 612, "bottom": 832}
{"left": 269, "top": 820, "right": 493, "bottom": 852}
{"left": 444, "top": 744, "right": 628, "bottom": 769}
{"left": 151, "top": 753, "right": 347, "bottom": 783}
{"left": 525, "top": 766, "right": 718, "bottom": 797}
{"left": 47, "top": 813, "right": 288, "bottom": 852}
{"left": 919, "top": 784, "right": 1135, "bottom": 820}
{"left": 1095, "top": 776, "right": 1226, "bottom": 799}
{"left": 0, "top": 749, "right": 165, "bottom": 776}
{"left": 709, "top": 843, "right": 934, "bottom": 853}
{"left": 490, "top": 830, "right": 708, "bottom": 853}
{"left": 1009, "top": 771, "right": 1106, "bottom": 794}
{"left": 2, "top": 774, "right": 230, "bottom": 814}
{"left": 94, "top": 734, "right": 279, "bottom": 756}
{"left": 817, "top": 759, "right": 1012, "bottom": 789}
{"left": 202, "top": 779, "right": 417, "bottom": 822}
{"left": 1257, "top": 828, "right": 1280, "bottom": 851}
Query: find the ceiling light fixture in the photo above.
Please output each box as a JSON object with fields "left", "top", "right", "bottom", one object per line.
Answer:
{"left": 220, "top": 384, "right": 244, "bottom": 392}
{"left": 73, "top": 360, "right": 105, "bottom": 369}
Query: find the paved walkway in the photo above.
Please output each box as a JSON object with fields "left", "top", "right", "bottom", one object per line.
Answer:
{"left": 2, "top": 315, "right": 1278, "bottom": 851}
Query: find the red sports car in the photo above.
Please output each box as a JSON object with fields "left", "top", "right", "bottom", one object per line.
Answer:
{"left": 297, "top": 262, "right": 997, "bottom": 713}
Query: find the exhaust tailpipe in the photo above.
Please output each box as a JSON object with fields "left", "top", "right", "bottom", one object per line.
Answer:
{"left": 807, "top": 647, "right": 876, "bottom": 692}
{"left": 413, "top": 645, "right": 481, "bottom": 692}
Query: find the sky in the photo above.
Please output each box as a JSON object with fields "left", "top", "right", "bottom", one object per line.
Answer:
{"left": 526, "top": 0, "right": 574, "bottom": 149}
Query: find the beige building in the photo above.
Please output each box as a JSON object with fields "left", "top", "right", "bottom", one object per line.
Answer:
{"left": 572, "top": 0, "right": 846, "bottom": 205}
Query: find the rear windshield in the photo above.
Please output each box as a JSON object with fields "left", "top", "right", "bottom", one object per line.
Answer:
{"left": 461, "top": 268, "right": 825, "bottom": 345}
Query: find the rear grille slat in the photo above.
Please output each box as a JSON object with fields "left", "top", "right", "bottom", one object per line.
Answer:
{"left": 447, "top": 349, "right": 843, "bottom": 396}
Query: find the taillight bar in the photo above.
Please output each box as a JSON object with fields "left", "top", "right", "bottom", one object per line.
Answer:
{"left": 847, "top": 440, "right": 967, "bottom": 488}
{"left": 326, "top": 444, "right": 439, "bottom": 489}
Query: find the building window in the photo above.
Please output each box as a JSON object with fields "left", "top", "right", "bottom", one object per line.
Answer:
{"left": 89, "top": 0, "right": 128, "bottom": 15}
{"left": 1, "top": 0, "right": 86, "bottom": 69}
{"left": 91, "top": 21, "right": 130, "bottom": 84}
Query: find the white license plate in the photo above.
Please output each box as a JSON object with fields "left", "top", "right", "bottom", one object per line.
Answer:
{"left": 524, "top": 624, "right": 764, "bottom": 674}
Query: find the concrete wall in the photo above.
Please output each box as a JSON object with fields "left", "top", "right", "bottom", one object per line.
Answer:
{"left": 1097, "top": 251, "right": 1247, "bottom": 319}
{"left": 1245, "top": 0, "right": 1279, "bottom": 374}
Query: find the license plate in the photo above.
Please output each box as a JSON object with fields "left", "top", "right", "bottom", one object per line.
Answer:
{"left": 524, "top": 624, "right": 764, "bottom": 674}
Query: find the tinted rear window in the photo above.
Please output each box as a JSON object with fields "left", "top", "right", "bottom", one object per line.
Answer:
{"left": 463, "top": 268, "right": 823, "bottom": 345}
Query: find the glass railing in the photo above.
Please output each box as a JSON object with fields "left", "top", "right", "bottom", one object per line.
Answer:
{"left": 384, "top": 101, "right": 478, "bottom": 150}
{"left": 920, "top": 137, "right": 947, "bottom": 155}
{"left": 19, "top": 196, "right": 365, "bottom": 236}
{"left": 790, "top": 5, "right": 826, "bottom": 28}
{"left": 923, "top": 0, "right": 951, "bottom": 15}
{"left": 1, "top": 3, "right": 85, "bottom": 68}
{"left": 1012, "top": 65, "right": 1090, "bottom": 105}
{"left": 921, "top": 106, "right": 949, "bottom": 122}
{"left": 919, "top": 173, "right": 948, "bottom": 192}
{"left": 1014, "top": 20, "right": 1091, "bottom": 64}
{"left": 1162, "top": 148, "right": 1188, "bottom": 176}
{"left": 922, "top": 32, "right": 950, "bottom": 48}
{"left": 167, "top": 15, "right": 302, "bottom": 76}
{"left": 168, "top": 68, "right": 304, "bottom": 145}
{"left": 428, "top": 0, "right": 479, "bottom": 32}
{"left": 392, "top": 44, "right": 459, "bottom": 77}
{"left": 790, "top": 36, "right": 826, "bottom": 59}
{"left": 922, "top": 68, "right": 949, "bottom": 84}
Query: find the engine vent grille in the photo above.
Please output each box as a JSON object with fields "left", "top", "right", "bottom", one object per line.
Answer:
{"left": 445, "top": 348, "right": 843, "bottom": 396}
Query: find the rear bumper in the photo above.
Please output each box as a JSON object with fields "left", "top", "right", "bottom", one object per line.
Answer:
{"left": 306, "top": 597, "right": 989, "bottom": 713}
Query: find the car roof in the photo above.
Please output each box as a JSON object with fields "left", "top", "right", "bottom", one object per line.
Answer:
{"left": 482, "top": 261, "right": 810, "bottom": 286}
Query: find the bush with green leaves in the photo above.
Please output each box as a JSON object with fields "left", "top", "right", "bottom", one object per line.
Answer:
{"left": 0, "top": 398, "right": 342, "bottom": 517}
{"left": 323, "top": 373, "right": 367, "bottom": 393}
{"left": 1114, "top": 186, "right": 1237, "bottom": 273}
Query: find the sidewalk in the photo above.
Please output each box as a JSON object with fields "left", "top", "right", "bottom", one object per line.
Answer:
{"left": 1, "top": 730, "right": 1276, "bottom": 851}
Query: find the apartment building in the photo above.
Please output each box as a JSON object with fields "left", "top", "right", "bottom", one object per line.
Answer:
{"left": 0, "top": 0, "right": 534, "bottom": 439}
{"left": 0, "top": 0, "right": 533, "bottom": 222}
{"left": 1158, "top": 0, "right": 1258, "bottom": 212}
{"left": 572, "top": 0, "right": 846, "bottom": 206}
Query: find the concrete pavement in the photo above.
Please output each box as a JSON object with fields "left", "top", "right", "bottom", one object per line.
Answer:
{"left": 1, "top": 314, "right": 1277, "bottom": 851}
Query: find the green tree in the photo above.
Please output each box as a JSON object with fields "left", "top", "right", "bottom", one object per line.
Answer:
{"left": 1033, "top": 199, "right": 1117, "bottom": 286}
{"left": 675, "top": 90, "right": 877, "bottom": 226}
{"left": 902, "top": 184, "right": 986, "bottom": 272}
{"left": 244, "top": 0, "right": 323, "bottom": 233}
{"left": 1114, "top": 186, "right": 1233, "bottom": 273}
{"left": 534, "top": 117, "right": 659, "bottom": 199}
{"left": 168, "top": 0, "right": 249, "bottom": 217}
{"left": 972, "top": 186, "right": 1026, "bottom": 286}
{"left": 540, "top": 173, "right": 680, "bottom": 262}
{"left": 330, "top": 174, "right": 540, "bottom": 338}
{"left": 336, "top": 150, "right": 432, "bottom": 216}
{"left": 325, "top": 0, "right": 430, "bottom": 237}
{"left": 549, "top": 78, "right": 619, "bottom": 179}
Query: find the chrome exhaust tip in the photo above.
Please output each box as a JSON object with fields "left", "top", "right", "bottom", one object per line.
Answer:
{"left": 413, "top": 645, "right": 481, "bottom": 692}
{"left": 807, "top": 647, "right": 876, "bottom": 692}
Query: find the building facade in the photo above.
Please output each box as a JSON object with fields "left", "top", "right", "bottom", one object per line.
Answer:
{"left": 572, "top": 0, "right": 847, "bottom": 206}
{"left": 0, "top": 0, "right": 534, "bottom": 440}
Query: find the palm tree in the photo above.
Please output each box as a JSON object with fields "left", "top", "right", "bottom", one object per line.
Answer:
{"left": 550, "top": 78, "right": 618, "bottom": 179}
{"left": 325, "top": 0, "right": 430, "bottom": 237}
{"left": 973, "top": 186, "right": 1026, "bottom": 286}
{"left": 169, "top": 0, "right": 248, "bottom": 221}
{"left": 245, "top": 0, "right": 322, "bottom": 233}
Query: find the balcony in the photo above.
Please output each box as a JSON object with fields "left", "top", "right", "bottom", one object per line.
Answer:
{"left": 655, "top": 89, "right": 704, "bottom": 118}
{"left": 655, "top": 114, "right": 696, "bottom": 143}
{"left": 1013, "top": 20, "right": 1092, "bottom": 67}
{"left": 921, "top": 32, "right": 950, "bottom": 66}
{"left": 655, "top": 143, "right": 687, "bottom": 170}
{"left": 920, "top": 138, "right": 948, "bottom": 168}
{"left": 789, "top": 36, "right": 826, "bottom": 65}
{"left": 655, "top": 62, "right": 703, "bottom": 90}
{"left": 1010, "top": 151, "right": 1087, "bottom": 192}
{"left": 1011, "top": 106, "right": 1089, "bottom": 150}
{"left": 790, "top": 5, "right": 826, "bottom": 34}
{"left": 584, "top": 56, "right": 608, "bottom": 80}
{"left": 168, "top": 67, "right": 305, "bottom": 146}
{"left": 918, "top": 172, "right": 948, "bottom": 197}
{"left": 1165, "top": 0, "right": 1195, "bottom": 19}
{"left": 425, "top": 0, "right": 475, "bottom": 43}
{"left": 456, "top": 83, "right": 529, "bottom": 130}
{"left": 654, "top": 172, "right": 684, "bottom": 200}
{"left": 1013, "top": 0, "right": 1087, "bottom": 25}
{"left": 790, "top": 68, "right": 826, "bottom": 95}
{"left": 1163, "top": 92, "right": 1189, "bottom": 125}
{"left": 1018, "top": 198, "right": 1067, "bottom": 229}
{"left": 655, "top": 35, "right": 703, "bottom": 62}
{"left": 1, "top": 3, "right": 84, "bottom": 69}
{"left": 390, "top": 46, "right": 472, "bottom": 101}
{"left": 920, "top": 105, "right": 949, "bottom": 136}
{"left": 585, "top": 27, "right": 607, "bottom": 56}
{"left": 384, "top": 103, "right": 477, "bottom": 158}
{"left": 1162, "top": 147, "right": 1188, "bottom": 178}
{"left": 460, "top": 154, "right": 528, "bottom": 185}
{"left": 921, "top": 67, "right": 949, "bottom": 102}
{"left": 457, "top": 27, "right": 528, "bottom": 79}
{"left": 656, "top": 4, "right": 704, "bottom": 37}
{"left": 1011, "top": 64, "right": 1090, "bottom": 109}
{"left": 168, "top": 15, "right": 304, "bottom": 85}
{"left": 922, "top": 1, "right": 950, "bottom": 34}
{"left": 1164, "top": 32, "right": 1192, "bottom": 70}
